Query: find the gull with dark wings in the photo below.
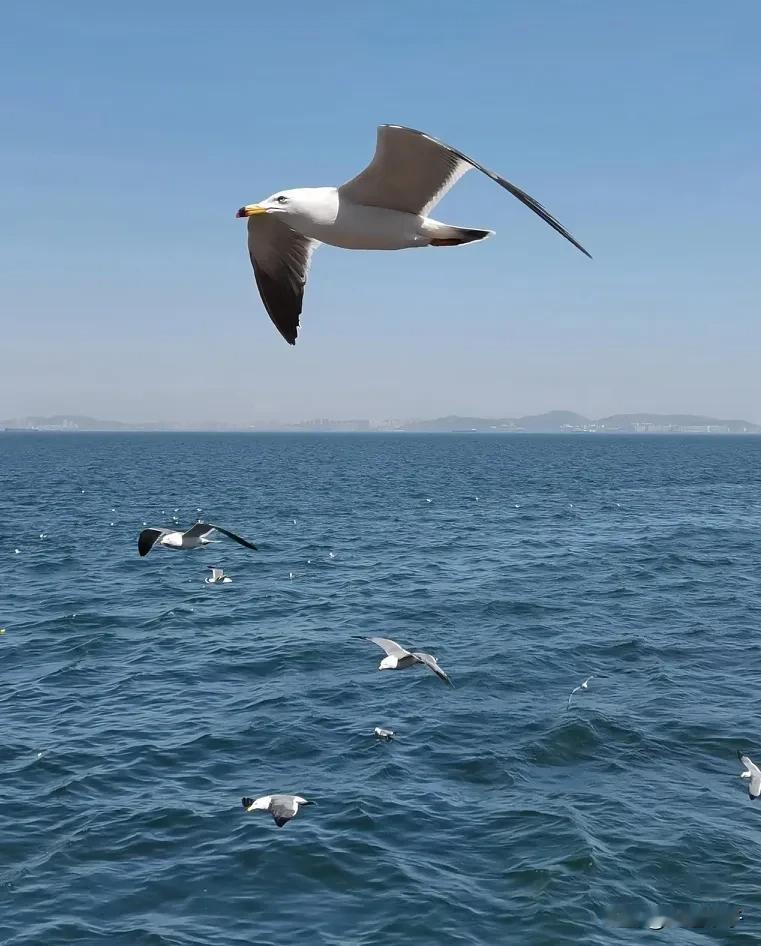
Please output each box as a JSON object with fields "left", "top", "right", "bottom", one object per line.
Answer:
{"left": 137, "top": 522, "right": 257, "bottom": 557}
{"left": 366, "top": 636, "right": 453, "bottom": 686}
{"left": 237, "top": 124, "right": 591, "bottom": 345}
{"left": 241, "top": 793, "right": 314, "bottom": 828}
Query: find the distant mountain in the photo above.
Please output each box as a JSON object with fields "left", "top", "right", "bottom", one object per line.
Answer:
{"left": 401, "top": 411, "right": 591, "bottom": 433}
{"left": 2, "top": 411, "right": 759, "bottom": 434}
{"left": 401, "top": 415, "right": 519, "bottom": 432}
{"left": 1, "top": 414, "right": 166, "bottom": 431}
{"left": 597, "top": 413, "right": 760, "bottom": 433}
{"left": 514, "top": 410, "right": 590, "bottom": 431}
{"left": 392, "top": 411, "right": 759, "bottom": 433}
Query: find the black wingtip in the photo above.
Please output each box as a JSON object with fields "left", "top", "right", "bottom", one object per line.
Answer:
{"left": 208, "top": 525, "right": 258, "bottom": 552}
{"left": 242, "top": 797, "right": 253, "bottom": 810}
{"left": 137, "top": 529, "right": 157, "bottom": 557}
{"left": 378, "top": 124, "right": 593, "bottom": 259}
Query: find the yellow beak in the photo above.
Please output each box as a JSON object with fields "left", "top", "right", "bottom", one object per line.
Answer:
{"left": 236, "top": 204, "right": 268, "bottom": 218}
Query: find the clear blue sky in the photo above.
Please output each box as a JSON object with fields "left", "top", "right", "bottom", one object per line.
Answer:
{"left": 2, "top": 0, "right": 759, "bottom": 424}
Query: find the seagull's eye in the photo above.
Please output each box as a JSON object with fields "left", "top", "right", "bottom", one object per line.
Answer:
{"left": 276, "top": 195, "right": 288, "bottom": 204}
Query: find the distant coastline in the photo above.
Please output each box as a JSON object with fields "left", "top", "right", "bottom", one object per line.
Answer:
{"left": 2, "top": 411, "right": 759, "bottom": 435}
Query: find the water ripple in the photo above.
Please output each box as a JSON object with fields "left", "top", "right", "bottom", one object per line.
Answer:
{"left": 2, "top": 432, "right": 761, "bottom": 944}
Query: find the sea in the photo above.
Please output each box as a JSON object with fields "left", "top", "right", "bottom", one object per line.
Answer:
{"left": 2, "top": 432, "right": 760, "bottom": 945}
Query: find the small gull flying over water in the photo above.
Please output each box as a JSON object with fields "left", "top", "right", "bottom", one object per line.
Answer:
{"left": 242, "top": 794, "right": 314, "bottom": 827}
{"left": 738, "top": 752, "right": 761, "bottom": 799}
{"left": 138, "top": 522, "right": 257, "bottom": 557}
{"left": 236, "top": 124, "right": 591, "bottom": 345}
{"left": 367, "top": 636, "right": 453, "bottom": 686}
{"left": 374, "top": 727, "right": 395, "bottom": 741}
{"left": 567, "top": 676, "right": 593, "bottom": 709}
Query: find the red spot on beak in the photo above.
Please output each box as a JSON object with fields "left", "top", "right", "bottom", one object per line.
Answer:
{"left": 235, "top": 207, "right": 247, "bottom": 218}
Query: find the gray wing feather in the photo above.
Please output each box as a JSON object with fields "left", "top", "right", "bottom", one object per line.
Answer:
{"left": 207, "top": 524, "right": 257, "bottom": 551}
{"left": 186, "top": 522, "right": 257, "bottom": 550}
{"left": 367, "top": 636, "right": 410, "bottom": 658}
{"left": 340, "top": 125, "right": 591, "bottom": 258}
{"left": 738, "top": 752, "right": 760, "bottom": 775}
{"left": 247, "top": 215, "right": 318, "bottom": 345}
{"left": 412, "top": 651, "right": 453, "bottom": 686}
{"left": 340, "top": 125, "right": 470, "bottom": 217}
{"left": 269, "top": 796, "right": 298, "bottom": 826}
{"left": 183, "top": 523, "right": 216, "bottom": 540}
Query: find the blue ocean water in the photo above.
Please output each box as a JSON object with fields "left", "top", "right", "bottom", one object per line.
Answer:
{"left": 2, "top": 432, "right": 761, "bottom": 945}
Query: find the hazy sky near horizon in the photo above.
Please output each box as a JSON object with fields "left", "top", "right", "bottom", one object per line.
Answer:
{"left": 2, "top": 1, "right": 760, "bottom": 424}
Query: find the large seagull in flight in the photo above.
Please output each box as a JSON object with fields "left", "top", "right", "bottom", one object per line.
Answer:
{"left": 237, "top": 124, "right": 591, "bottom": 345}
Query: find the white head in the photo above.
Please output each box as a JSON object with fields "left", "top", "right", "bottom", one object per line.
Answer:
{"left": 236, "top": 188, "right": 326, "bottom": 222}
{"left": 379, "top": 655, "right": 398, "bottom": 671}
{"left": 245, "top": 795, "right": 271, "bottom": 812}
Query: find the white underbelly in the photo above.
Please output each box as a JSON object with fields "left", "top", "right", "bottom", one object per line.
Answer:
{"left": 300, "top": 204, "right": 427, "bottom": 250}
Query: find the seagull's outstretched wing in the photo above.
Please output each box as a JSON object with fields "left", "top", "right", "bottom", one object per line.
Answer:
{"left": 412, "top": 652, "right": 453, "bottom": 686}
{"left": 184, "top": 523, "right": 216, "bottom": 540}
{"left": 138, "top": 528, "right": 167, "bottom": 557}
{"left": 187, "top": 522, "right": 258, "bottom": 550}
{"left": 269, "top": 804, "right": 294, "bottom": 827}
{"left": 367, "top": 636, "right": 410, "bottom": 658}
{"left": 246, "top": 214, "right": 318, "bottom": 345}
{"left": 269, "top": 795, "right": 300, "bottom": 827}
{"left": 339, "top": 125, "right": 591, "bottom": 258}
{"left": 738, "top": 752, "right": 761, "bottom": 798}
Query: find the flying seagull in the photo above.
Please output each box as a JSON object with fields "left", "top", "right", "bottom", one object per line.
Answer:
{"left": 237, "top": 124, "right": 591, "bottom": 345}
{"left": 738, "top": 752, "right": 761, "bottom": 799}
{"left": 137, "top": 522, "right": 257, "bottom": 557}
{"left": 374, "top": 727, "right": 395, "bottom": 741}
{"left": 205, "top": 566, "right": 232, "bottom": 584}
{"left": 567, "top": 676, "right": 593, "bottom": 709}
{"left": 366, "top": 636, "right": 453, "bottom": 686}
{"left": 241, "top": 794, "right": 314, "bottom": 827}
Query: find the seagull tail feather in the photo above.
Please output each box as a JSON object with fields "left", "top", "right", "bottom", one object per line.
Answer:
{"left": 430, "top": 226, "right": 493, "bottom": 247}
